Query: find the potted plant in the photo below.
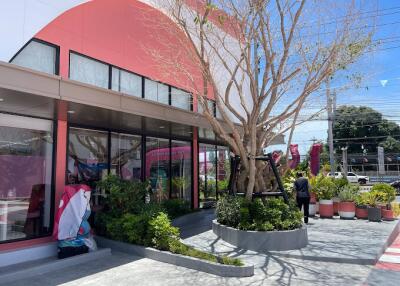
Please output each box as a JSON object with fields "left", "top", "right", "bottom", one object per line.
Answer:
{"left": 366, "top": 191, "right": 382, "bottom": 222}
{"left": 372, "top": 183, "right": 396, "bottom": 221}
{"left": 309, "top": 191, "right": 317, "bottom": 217}
{"left": 338, "top": 185, "right": 358, "bottom": 219}
{"left": 355, "top": 192, "right": 369, "bottom": 219}
{"left": 333, "top": 178, "right": 349, "bottom": 215}
{"left": 315, "top": 176, "right": 335, "bottom": 218}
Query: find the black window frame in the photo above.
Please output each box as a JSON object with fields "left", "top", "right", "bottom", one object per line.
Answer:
{"left": 9, "top": 38, "right": 60, "bottom": 76}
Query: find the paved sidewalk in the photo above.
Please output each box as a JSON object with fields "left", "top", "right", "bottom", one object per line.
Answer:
{"left": 366, "top": 231, "right": 400, "bottom": 286}
{"left": 3, "top": 216, "right": 399, "bottom": 286}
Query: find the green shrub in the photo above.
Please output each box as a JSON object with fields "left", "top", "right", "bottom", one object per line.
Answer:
{"left": 169, "top": 240, "right": 243, "bottom": 266}
{"left": 313, "top": 176, "right": 335, "bottom": 200}
{"left": 148, "top": 212, "right": 180, "bottom": 250}
{"left": 333, "top": 178, "right": 349, "bottom": 197}
{"left": 216, "top": 195, "right": 241, "bottom": 228}
{"left": 249, "top": 198, "right": 266, "bottom": 223}
{"left": 338, "top": 184, "right": 359, "bottom": 202}
{"left": 371, "top": 183, "right": 396, "bottom": 204}
{"left": 96, "top": 174, "right": 149, "bottom": 216}
{"left": 355, "top": 192, "right": 369, "bottom": 207}
{"left": 162, "top": 199, "right": 192, "bottom": 219}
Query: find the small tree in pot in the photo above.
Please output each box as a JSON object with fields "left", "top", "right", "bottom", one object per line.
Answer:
{"left": 372, "top": 183, "right": 396, "bottom": 221}
{"left": 338, "top": 185, "right": 359, "bottom": 220}
{"left": 315, "top": 176, "right": 335, "bottom": 218}
{"left": 355, "top": 192, "right": 369, "bottom": 219}
{"left": 333, "top": 178, "right": 349, "bottom": 215}
{"left": 366, "top": 191, "right": 382, "bottom": 222}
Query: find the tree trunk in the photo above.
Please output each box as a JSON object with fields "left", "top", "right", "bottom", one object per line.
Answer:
{"left": 246, "top": 158, "right": 256, "bottom": 200}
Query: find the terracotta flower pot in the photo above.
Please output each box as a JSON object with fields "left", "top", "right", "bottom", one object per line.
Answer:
{"left": 333, "top": 197, "right": 340, "bottom": 215}
{"left": 356, "top": 206, "right": 368, "bottom": 219}
{"left": 382, "top": 208, "right": 395, "bottom": 221}
{"left": 309, "top": 203, "right": 317, "bottom": 217}
{"left": 368, "top": 207, "right": 382, "bottom": 222}
{"left": 316, "top": 202, "right": 319, "bottom": 214}
{"left": 338, "top": 201, "right": 356, "bottom": 219}
{"left": 310, "top": 192, "right": 317, "bottom": 204}
{"left": 319, "top": 199, "right": 334, "bottom": 218}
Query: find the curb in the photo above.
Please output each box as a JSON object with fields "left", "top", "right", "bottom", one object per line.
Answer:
{"left": 0, "top": 248, "right": 111, "bottom": 285}
{"left": 376, "top": 219, "right": 400, "bottom": 263}
{"left": 95, "top": 236, "right": 254, "bottom": 277}
{"left": 212, "top": 220, "right": 308, "bottom": 252}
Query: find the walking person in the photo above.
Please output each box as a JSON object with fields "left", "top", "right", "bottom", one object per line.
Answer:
{"left": 293, "top": 172, "right": 311, "bottom": 224}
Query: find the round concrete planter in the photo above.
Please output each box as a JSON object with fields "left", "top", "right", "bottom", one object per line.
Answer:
{"left": 368, "top": 207, "right": 382, "bottom": 222}
{"left": 319, "top": 199, "right": 334, "bottom": 218}
{"left": 333, "top": 197, "right": 340, "bottom": 215}
{"left": 338, "top": 201, "right": 355, "bottom": 219}
{"left": 309, "top": 203, "right": 317, "bottom": 217}
{"left": 382, "top": 208, "right": 395, "bottom": 221}
{"left": 356, "top": 206, "right": 368, "bottom": 219}
{"left": 212, "top": 220, "right": 308, "bottom": 252}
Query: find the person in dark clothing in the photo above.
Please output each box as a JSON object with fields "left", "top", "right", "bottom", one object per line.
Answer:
{"left": 293, "top": 172, "right": 311, "bottom": 223}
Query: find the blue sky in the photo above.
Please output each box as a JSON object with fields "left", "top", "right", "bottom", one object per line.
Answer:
{"left": 268, "top": 0, "right": 400, "bottom": 156}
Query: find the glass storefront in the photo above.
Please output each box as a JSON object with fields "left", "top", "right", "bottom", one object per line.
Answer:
{"left": 199, "top": 144, "right": 217, "bottom": 208}
{"left": 110, "top": 133, "right": 142, "bottom": 181}
{"left": 146, "top": 137, "right": 170, "bottom": 202}
{"left": 199, "top": 143, "right": 231, "bottom": 208}
{"left": 0, "top": 114, "right": 53, "bottom": 242}
{"left": 171, "top": 140, "right": 192, "bottom": 201}
{"left": 67, "top": 128, "right": 109, "bottom": 188}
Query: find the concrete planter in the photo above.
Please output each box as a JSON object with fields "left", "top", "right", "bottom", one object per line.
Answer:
{"left": 212, "top": 220, "right": 308, "bottom": 252}
{"left": 356, "top": 206, "right": 368, "bottom": 219}
{"left": 95, "top": 236, "right": 254, "bottom": 277}
{"left": 368, "top": 207, "right": 382, "bottom": 222}
{"left": 319, "top": 199, "right": 334, "bottom": 218}
{"left": 338, "top": 201, "right": 356, "bottom": 219}
{"left": 309, "top": 203, "right": 317, "bottom": 217}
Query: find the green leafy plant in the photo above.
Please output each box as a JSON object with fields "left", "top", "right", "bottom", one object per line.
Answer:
{"left": 148, "top": 212, "right": 180, "bottom": 250}
{"left": 216, "top": 195, "right": 242, "bottom": 228}
{"left": 338, "top": 184, "right": 359, "bottom": 202}
{"left": 162, "top": 199, "right": 192, "bottom": 219}
{"left": 355, "top": 192, "right": 369, "bottom": 207}
{"left": 371, "top": 183, "right": 396, "bottom": 206}
{"left": 311, "top": 175, "right": 335, "bottom": 200}
{"left": 333, "top": 178, "right": 349, "bottom": 197}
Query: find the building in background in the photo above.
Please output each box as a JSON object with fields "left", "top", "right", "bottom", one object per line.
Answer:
{"left": 0, "top": 0, "right": 284, "bottom": 264}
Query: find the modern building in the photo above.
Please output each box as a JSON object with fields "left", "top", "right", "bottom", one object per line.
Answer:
{"left": 0, "top": 0, "right": 283, "bottom": 263}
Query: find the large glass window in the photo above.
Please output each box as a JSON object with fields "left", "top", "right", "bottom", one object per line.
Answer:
{"left": 67, "top": 128, "right": 109, "bottom": 188}
{"left": 11, "top": 40, "right": 58, "bottom": 75}
{"left": 171, "top": 140, "right": 192, "bottom": 201}
{"left": 171, "top": 87, "right": 191, "bottom": 110}
{"left": 217, "top": 146, "right": 230, "bottom": 194}
{"left": 145, "top": 79, "right": 169, "bottom": 105}
{"left": 198, "top": 144, "right": 217, "bottom": 208}
{"left": 70, "top": 53, "right": 109, "bottom": 89}
{"left": 110, "top": 133, "right": 142, "bottom": 181}
{"left": 111, "top": 67, "right": 142, "bottom": 97}
{"left": 0, "top": 114, "right": 53, "bottom": 242}
{"left": 146, "top": 137, "right": 170, "bottom": 202}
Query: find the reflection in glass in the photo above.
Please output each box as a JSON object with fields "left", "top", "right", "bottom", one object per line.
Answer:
{"left": 146, "top": 137, "right": 170, "bottom": 203}
{"left": 111, "top": 133, "right": 142, "bottom": 181}
{"left": 67, "top": 128, "right": 109, "bottom": 188}
{"left": 0, "top": 115, "right": 53, "bottom": 242}
{"left": 217, "top": 146, "right": 230, "bottom": 194}
{"left": 171, "top": 140, "right": 192, "bottom": 201}
{"left": 70, "top": 53, "right": 109, "bottom": 89}
{"left": 199, "top": 144, "right": 217, "bottom": 208}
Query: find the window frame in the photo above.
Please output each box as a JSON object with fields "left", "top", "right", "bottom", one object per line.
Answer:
{"left": 9, "top": 38, "right": 60, "bottom": 76}
{"left": 0, "top": 113, "right": 56, "bottom": 245}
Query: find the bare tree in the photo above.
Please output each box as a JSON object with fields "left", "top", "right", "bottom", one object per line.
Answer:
{"left": 145, "top": 0, "right": 374, "bottom": 200}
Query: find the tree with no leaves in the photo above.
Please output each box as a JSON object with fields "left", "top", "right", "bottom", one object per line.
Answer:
{"left": 148, "top": 0, "right": 374, "bottom": 200}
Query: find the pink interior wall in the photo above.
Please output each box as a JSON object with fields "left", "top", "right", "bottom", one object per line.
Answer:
{"left": 0, "top": 156, "right": 46, "bottom": 198}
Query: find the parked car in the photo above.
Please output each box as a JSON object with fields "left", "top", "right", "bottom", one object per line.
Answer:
{"left": 389, "top": 180, "right": 400, "bottom": 195}
{"left": 328, "top": 172, "right": 369, "bottom": 184}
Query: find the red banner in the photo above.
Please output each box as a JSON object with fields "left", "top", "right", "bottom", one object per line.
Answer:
{"left": 310, "top": 143, "right": 322, "bottom": 176}
{"left": 288, "top": 144, "right": 300, "bottom": 169}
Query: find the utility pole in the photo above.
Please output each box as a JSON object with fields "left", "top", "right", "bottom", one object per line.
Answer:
{"left": 327, "top": 80, "right": 336, "bottom": 176}
{"left": 341, "top": 146, "right": 348, "bottom": 179}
